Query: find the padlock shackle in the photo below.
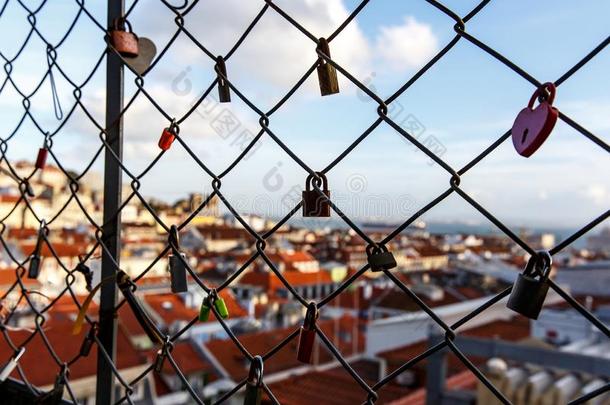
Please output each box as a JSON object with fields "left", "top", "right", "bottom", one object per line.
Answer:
{"left": 303, "top": 302, "right": 318, "bottom": 330}
{"left": 305, "top": 172, "right": 328, "bottom": 192}
{"left": 169, "top": 225, "right": 180, "bottom": 250}
{"left": 33, "top": 220, "right": 48, "bottom": 257}
{"left": 247, "top": 355, "right": 264, "bottom": 386}
{"left": 215, "top": 55, "right": 228, "bottom": 85}
{"left": 316, "top": 37, "right": 331, "bottom": 64}
{"left": 523, "top": 250, "right": 552, "bottom": 280}
{"left": 366, "top": 243, "right": 388, "bottom": 257}
{"left": 528, "top": 82, "right": 556, "bottom": 108}
{"left": 113, "top": 17, "right": 133, "bottom": 33}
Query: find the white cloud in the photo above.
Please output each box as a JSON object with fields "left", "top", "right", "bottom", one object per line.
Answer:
{"left": 375, "top": 16, "right": 438, "bottom": 71}
{"left": 137, "top": 0, "right": 372, "bottom": 89}
{"left": 585, "top": 184, "right": 609, "bottom": 206}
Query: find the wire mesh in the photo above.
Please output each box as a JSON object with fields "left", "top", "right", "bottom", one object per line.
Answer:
{"left": 0, "top": 0, "right": 608, "bottom": 404}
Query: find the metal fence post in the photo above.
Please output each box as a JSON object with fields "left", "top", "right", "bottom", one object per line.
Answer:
{"left": 96, "top": 1, "right": 125, "bottom": 403}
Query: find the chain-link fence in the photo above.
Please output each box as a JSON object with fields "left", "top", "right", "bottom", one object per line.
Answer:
{"left": 0, "top": 0, "right": 608, "bottom": 404}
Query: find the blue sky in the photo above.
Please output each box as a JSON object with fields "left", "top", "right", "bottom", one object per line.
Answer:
{"left": 0, "top": 0, "right": 608, "bottom": 231}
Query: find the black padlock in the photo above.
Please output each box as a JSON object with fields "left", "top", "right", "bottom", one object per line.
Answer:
{"left": 243, "top": 355, "right": 263, "bottom": 405}
{"left": 168, "top": 225, "right": 188, "bottom": 293}
{"left": 39, "top": 366, "right": 67, "bottom": 404}
{"left": 79, "top": 324, "right": 97, "bottom": 357}
{"left": 366, "top": 244, "right": 397, "bottom": 272}
{"left": 302, "top": 172, "right": 330, "bottom": 217}
{"left": 506, "top": 251, "right": 552, "bottom": 320}
{"left": 316, "top": 38, "right": 339, "bottom": 96}
{"left": 154, "top": 349, "right": 165, "bottom": 373}
{"left": 76, "top": 260, "right": 93, "bottom": 292}
{"left": 28, "top": 221, "right": 47, "bottom": 279}
{"left": 216, "top": 56, "right": 231, "bottom": 103}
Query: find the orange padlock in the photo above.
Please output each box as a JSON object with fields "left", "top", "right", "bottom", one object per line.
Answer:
{"left": 110, "top": 18, "right": 139, "bottom": 57}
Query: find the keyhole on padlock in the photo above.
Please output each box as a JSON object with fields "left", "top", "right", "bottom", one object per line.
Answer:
{"left": 521, "top": 128, "right": 529, "bottom": 144}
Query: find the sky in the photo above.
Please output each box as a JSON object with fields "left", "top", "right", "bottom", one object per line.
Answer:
{"left": 0, "top": 0, "right": 608, "bottom": 231}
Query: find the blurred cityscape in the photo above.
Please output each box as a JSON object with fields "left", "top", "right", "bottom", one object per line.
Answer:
{"left": 1, "top": 161, "right": 609, "bottom": 404}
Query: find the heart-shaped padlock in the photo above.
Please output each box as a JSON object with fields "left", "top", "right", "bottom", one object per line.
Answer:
{"left": 123, "top": 37, "right": 157, "bottom": 76}
{"left": 511, "top": 82, "right": 558, "bottom": 157}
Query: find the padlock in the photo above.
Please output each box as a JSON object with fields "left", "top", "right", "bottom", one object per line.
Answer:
{"left": 76, "top": 261, "right": 93, "bottom": 292}
{"left": 169, "top": 253, "right": 188, "bottom": 293}
{"left": 110, "top": 18, "right": 139, "bottom": 57}
{"left": 42, "top": 371, "right": 66, "bottom": 404}
{"left": 0, "top": 347, "right": 25, "bottom": 382}
{"left": 506, "top": 252, "right": 552, "bottom": 320}
{"left": 28, "top": 221, "right": 47, "bottom": 279}
{"left": 302, "top": 172, "right": 331, "bottom": 217}
{"left": 214, "top": 297, "right": 229, "bottom": 319}
{"left": 158, "top": 126, "right": 176, "bottom": 151}
{"left": 153, "top": 349, "right": 165, "bottom": 373}
{"left": 35, "top": 140, "right": 48, "bottom": 170}
{"left": 117, "top": 271, "right": 164, "bottom": 344}
{"left": 199, "top": 297, "right": 211, "bottom": 322}
{"left": 216, "top": 56, "right": 231, "bottom": 103}
{"left": 297, "top": 303, "right": 318, "bottom": 364}
{"left": 511, "top": 82, "right": 558, "bottom": 157}
{"left": 244, "top": 356, "right": 263, "bottom": 405}
{"left": 168, "top": 225, "right": 188, "bottom": 293}
{"left": 24, "top": 182, "right": 35, "bottom": 198}
{"left": 79, "top": 325, "right": 96, "bottom": 357}
{"left": 366, "top": 244, "right": 397, "bottom": 272}
{"left": 316, "top": 38, "right": 339, "bottom": 96}
{"left": 36, "top": 365, "right": 67, "bottom": 404}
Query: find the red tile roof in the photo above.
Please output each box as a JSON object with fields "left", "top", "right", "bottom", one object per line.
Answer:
{"left": 147, "top": 340, "right": 214, "bottom": 376}
{"left": 205, "top": 315, "right": 365, "bottom": 381}
{"left": 239, "top": 269, "right": 333, "bottom": 291}
{"left": 18, "top": 241, "right": 90, "bottom": 258}
{"left": 0, "top": 319, "right": 145, "bottom": 386}
{"left": 266, "top": 363, "right": 412, "bottom": 405}
{"left": 0, "top": 269, "right": 41, "bottom": 289}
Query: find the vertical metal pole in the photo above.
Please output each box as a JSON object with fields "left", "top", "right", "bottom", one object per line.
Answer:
{"left": 96, "top": 1, "right": 124, "bottom": 403}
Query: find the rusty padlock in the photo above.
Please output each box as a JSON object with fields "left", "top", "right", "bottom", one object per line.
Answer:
{"left": 302, "top": 172, "right": 330, "bottom": 217}
{"left": 511, "top": 82, "right": 558, "bottom": 157}
{"left": 168, "top": 225, "right": 188, "bottom": 293}
{"left": 216, "top": 56, "right": 231, "bottom": 103}
{"left": 244, "top": 356, "right": 263, "bottom": 405}
{"left": 506, "top": 251, "right": 552, "bottom": 320}
{"left": 316, "top": 38, "right": 339, "bottom": 96}
{"left": 297, "top": 303, "right": 318, "bottom": 364}
{"left": 367, "top": 244, "right": 397, "bottom": 272}
{"left": 110, "top": 18, "right": 139, "bottom": 57}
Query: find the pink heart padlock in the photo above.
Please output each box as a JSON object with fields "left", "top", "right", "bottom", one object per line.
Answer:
{"left": 511, "top": 82, "right": 558, "bottom": 157}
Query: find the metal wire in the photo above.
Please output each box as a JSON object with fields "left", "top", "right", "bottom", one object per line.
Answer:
{"left": 0, "top": 0, "right": 607, "bottom": 404}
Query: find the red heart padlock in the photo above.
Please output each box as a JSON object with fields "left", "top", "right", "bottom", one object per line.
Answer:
{"left": 511, "top": 82, "right": 558, "bottom": 157}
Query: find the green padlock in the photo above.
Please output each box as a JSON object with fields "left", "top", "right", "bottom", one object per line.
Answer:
{"left": 214, "top": 297, "right": 229, "bottom": 319}
{"left": 199, "top": 299, "right": 211, "bottom": 322}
